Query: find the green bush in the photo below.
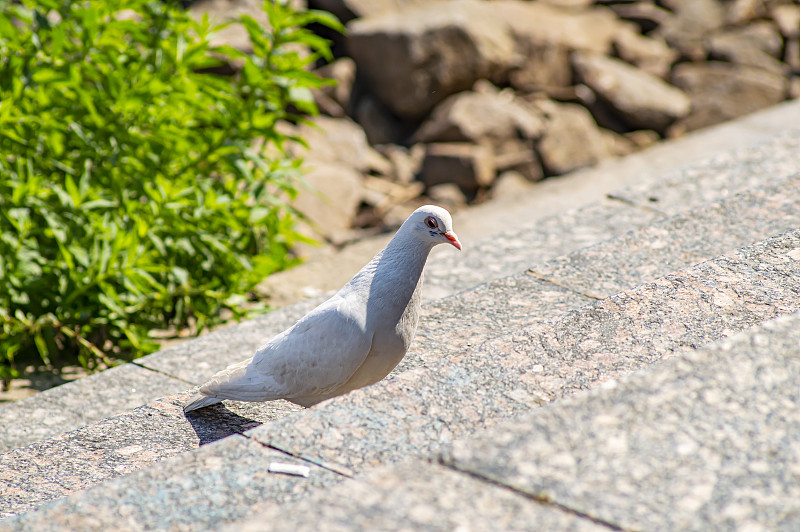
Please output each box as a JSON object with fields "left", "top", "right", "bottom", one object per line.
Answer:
{"left": 0, "top": 0, "right": 342, "bottom": 383}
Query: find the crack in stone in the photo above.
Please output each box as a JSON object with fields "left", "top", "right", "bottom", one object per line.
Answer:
{"left": 245, "top": 437, "right": 355, "bottom": 479}
{"left": 130, "top": 361, "right": 197, "bottom": 386}
{"left": 525, "top": 270, "right": 604, "bottom": 301}
{"left": 439, "top": 460, "right": 632, "bottom": 532}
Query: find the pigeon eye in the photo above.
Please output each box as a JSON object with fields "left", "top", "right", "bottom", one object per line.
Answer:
{"left": 424, "top": 216, "right": 438, "bottom": 229}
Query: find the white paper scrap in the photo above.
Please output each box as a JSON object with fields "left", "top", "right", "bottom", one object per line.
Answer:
{"left": 268, "top": 462, "right": 311, "bottom": 478}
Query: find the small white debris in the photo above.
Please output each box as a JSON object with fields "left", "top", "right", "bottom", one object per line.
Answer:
{"left": 268, "top": 462, "right": 310, "bottom": 478}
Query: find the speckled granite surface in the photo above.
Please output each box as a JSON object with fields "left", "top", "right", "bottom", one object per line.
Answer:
{"left": 426, "top": 126, "right": 800, "bottom": 299}
{"left": 3, "top": 122, "right": 799, "bottom": 460}
{"left": 444, "top": 311, "right": 800, "bottom": 532}
{"left": 0, "top": 364, "right": 185, "bottom": 453}
{"left": 1, "top": 212, "right": 798, "bottom": 524}
{"left": 1, "top": 435, "right": 339, "bottom": 532}
{"left": 246, "top": 229, "right": 800, "bottom": 475}
{"left": 227, "top": 459, "right": 609, "bottom": 532}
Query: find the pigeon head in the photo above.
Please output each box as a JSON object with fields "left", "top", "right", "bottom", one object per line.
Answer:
{"left": 404, "top": 205, "right": 462, "bottom": 250}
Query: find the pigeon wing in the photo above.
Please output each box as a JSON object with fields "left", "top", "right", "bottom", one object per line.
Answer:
{"left": 198, "top": 296, "right": 373, "bottom": 403}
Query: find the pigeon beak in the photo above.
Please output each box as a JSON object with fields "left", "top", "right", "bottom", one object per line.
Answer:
{"left": 443, "top": 231, "right": 462, "bottom": 251}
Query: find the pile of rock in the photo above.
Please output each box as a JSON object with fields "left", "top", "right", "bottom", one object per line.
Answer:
{"left": 190, "top": 0, "right": 800, "bottom": 245}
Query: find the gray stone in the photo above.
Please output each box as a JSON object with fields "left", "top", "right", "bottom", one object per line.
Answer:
{"left": 418, "top": 142, "right": 496, "bottom": 192}
{"left": 534, "top": 101, "right": 619, "bottom": 175}
{"left": 423, "top": 197, "right": 663, "bottom": 301}
{"left": 313, "top": 57, "right": 356, "bottom": 117}
{"left": 444, "top": 311, "right": 800, "bottom": 532}
{"left": 0, "top": 392, "right": 301, "bottom": 519}
{"left": 247, "top": 230, "right": 800, "bottom": 476}
{"left": 612, "top": 26, "right": 678, "bottom": 79}
{"left": 708, "top": 23, "right": 787, "bottom": 75}
{"left": 413, "top": 87, "right": 545, "bottom": 146}
{"left": 0, "top": 364, "right": 185, "bottom": 453}
{"left": 654, "top": 0, "right": 726, "bottom": 60}
{"left": 2, "top": 435, "right": 340, "bottom": 531}
{"left": 347, "top": 0, "right": 517, "bottom": 119}
{"left": 530, "top": 176, "right": 800, "bottom": 299}
{"left": 228, "top": 459, "right": 608, "bottom": 532}
{"left": 670, "top": 62, "right": 788, "bottom": 134}
{"left": 292, "top": 162, "right": 364, "bottom": 243}
{"left": 613, "top": 127, "right": 800, "bottom": 213}
{"left": 572, "top": 51, "right": 690, "bottom": 132}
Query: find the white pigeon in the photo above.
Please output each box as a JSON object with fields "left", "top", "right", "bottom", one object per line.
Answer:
{"left": 184, "top": 205, "right": 462, "bottom": 412}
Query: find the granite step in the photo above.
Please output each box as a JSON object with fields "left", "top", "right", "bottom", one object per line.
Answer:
{"left": 3, "top": 227, "right": 799, "bottom": 530}
{"left": 4, "top": 120, "right": 800, "bottom": 454}
{"left": 223, "top": 309, "right": 800, "bottom": 532}
{"left": 2, "top": 173, "right": 799, "bottom": 516}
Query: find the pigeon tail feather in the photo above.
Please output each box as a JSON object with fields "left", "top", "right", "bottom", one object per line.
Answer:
{"left": 183, "top": 394, "right": 223, "bottom": 413}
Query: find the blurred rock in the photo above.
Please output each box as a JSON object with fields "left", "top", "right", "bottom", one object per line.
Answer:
{"left": 624, "top": 129, "right": 661, "bottom": 150}
{"left": 377, "top": 144, "right": 425, "bottom": 185}
{"left": 708, "top": 23, "right": 787, "bottom": 75}
{"left": 725, "top": 0, "right": 767, "bottom": 25}
{"left": 608, "top": 2, "right": 671, "bottom": 33}
{"left": 427, "top": 183, "right": 468, "bottom": 211}
{"left": 308, "top": 0, "right": 426, "bottom": 22}
{"left": 654, "top": 0, "right": 725, "bottom": 60}
{"left": 419, "top": 143, "right": 496, "bottom": 192}
{"left": 535, "top": 100, "right": 618, "bottom": 176}
{"left": 572, "top": 52, "right": 690, "bottom": 132}
{"left": 313, "top": 58, "right": 357, "bottom": 117}
{"left": 493, "top": 139, "right": 544, "bottom": 182}
{"left": 670, "top": 62, "right": 789, "bottom": 134}
{"left": 290, "top": 116, "right": 387, "bottom": 174}
{"left": 790, "top": 76, "right": 800, "bottom": 100}
{"left": 293, "top": 163, "right": 363, "bottom": 245}
{"left": 499, "top": 1, "right": 625, "bottom": 92}
{"left": 347, "top": 0, "right": 517, "bottom": 119}
{"left": 354, "top": 94, "right": 407, "bottom": 146}
{"left": 613, "top": 27, "right": 678, "bottom": 79}
{"left": 771, "top": 5, "right": 800, "bottom": 39}
{"left": 491, "top": 170, "right": 533, "bottom": 200}
{"left": 413, "top": 86, "right": 544, "bottom": 146}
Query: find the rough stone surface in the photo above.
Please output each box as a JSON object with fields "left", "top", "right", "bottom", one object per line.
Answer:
{"left": 418, "top": 142, "right": 496, "bottom": 191}
{"left": 347, "top": 0, "right": 516, "bottom": 119}
{"left": 0, "top": 393, "right": 302, "bottom": 518}
{"left": 613, "top": 127, "right": 800, "bottom": 213}
{"left": 573, "top": 51, "right": 690, "bottom": 132}
{"left": 423, "top": 197, "right": 662, "bottom": 301}
{"left": 0, "top": 364, "right": 185, "bottom": 453}
{"left": 535, "top": 101, "right": 618, "bottom": 175}
{"left": 1, "top": 435, "right": 339, "bottom": 532}
{"left": 247, "top": 230, "right": 800, "bottom": 476}
{"left": 445, "top": 311, "right": 800, "bottom": 532}
{"left": 670, "top": 62, "right": 788, "bottom": 134}
{"left": 655, "top": 0, "right": 726, "bottom": 60}
{"left": 529, "top": 176, "right": 800, "bottom": 299}
{"left": 413, "top": 87, "right": 544, "bottom": 146}
{"left": 228, "top": 459, "right": 607, "bottom": 532}
{"left": 613, "top": 26, "right": 678, "bottom": 79}
{"left": 292, "top": 162, "right": 364, "bottom": 242}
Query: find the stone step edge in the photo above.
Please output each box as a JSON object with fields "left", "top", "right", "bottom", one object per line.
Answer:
{"left": 3, "top": 170, "right": 800, "bottom": 478}
{"left": 2, "top": 227, "right": 798, "bottom": 526}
